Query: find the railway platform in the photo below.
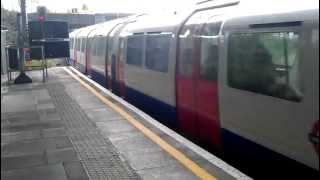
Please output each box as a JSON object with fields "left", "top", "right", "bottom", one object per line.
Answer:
{"left": 1, "top": 67, "right": 251, "bottom": 180}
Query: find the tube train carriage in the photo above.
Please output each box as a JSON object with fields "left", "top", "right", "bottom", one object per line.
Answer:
{"left": 69, "top": 1, "right": 319, "bottom": 178}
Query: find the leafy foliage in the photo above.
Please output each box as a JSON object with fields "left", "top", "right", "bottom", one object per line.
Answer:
{"left": 1, "top": 5, "right": 18, "bottom": 44}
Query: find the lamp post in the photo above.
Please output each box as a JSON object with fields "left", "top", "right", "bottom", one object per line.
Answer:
{"left": 14, "top": 0, "right": 32, "bottom": 84}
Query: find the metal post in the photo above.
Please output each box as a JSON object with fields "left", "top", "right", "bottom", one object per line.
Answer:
{"left": 38, "top": 6, "right": 48, "bottom": 77}
{"left": 14, "top": 0, "right": 32, "bottom": 84}
{"left": 41, "top": 46, "right": 45, "bottom": 82}
{"left": 21, "top": 0, "right": 27, "bottom": 73}
{"left": 5, "top": 47, "right": 10, "bottom": 83}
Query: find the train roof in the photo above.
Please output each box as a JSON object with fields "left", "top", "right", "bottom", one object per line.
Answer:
{"left": 123, "top": 12, "right": 189, "bottom": 34}
{"left": 70, "top": 0, "right": 318, "bottom": 38}
{"left": 221, "top": 1, "right": 318, "bottom": 31}
{"left": 70, "top": 13, "right": 148, "bottom": 38}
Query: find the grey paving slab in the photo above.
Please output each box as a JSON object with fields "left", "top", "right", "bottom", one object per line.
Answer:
{"left": 2, "top": 153, "right": 46, "bottom": 171}
{"left": 138, "top": 163, "right": 198, "bottom": 180}
{"left": 2, "top": 120, "right": 64, "bottom": 133}
{"left": 3, "top": 163, "right": 68, "bottom": 180}
{"left": 39, "top": 109, "right": 61, "bottom": 122}
{"left": 36, "top": 103, "right": 55, "bottom": 110}
{"left": 96, "top": 119, "right": 137, "bottom": 136}
{"left": 63, "top": 161, "right": 90, "bottom": 180}
{"left": 2, "top": 140, "right": 45, "bottom": 157}
{"left": 111, "top": 133, "right": 163, "bottom": 154}
{"left": 2, "top": 110, "right": 39, "bottom": 120}
{"left": 5, "top": 116, "right": 41, "bottom": 127}
{"left": 107, "top": 128, "right": 145, "bottom": 142}
{"left": 2, "top": 136, "right": 73, "bottom": 157}
{"left": 123, "top": 149, "right": 178, "bottom": 171}
{"left": 2, "top": 94, "right": 37, "bottom": 113}
{"left": 46, "top": 147, "right": 78, "bottom": 164}
{"left": 42, "top": 127, "right": 67, "bottom": 138}
{"left": 85, "top": 107, "right": 123, "bottom": 122}
{"left": 1, "top": 130, "right": 42, "bottom": 144}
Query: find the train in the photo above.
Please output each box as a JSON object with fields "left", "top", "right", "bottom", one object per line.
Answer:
{"left": 69, "top": 0, "right": 319, "bottom": 178}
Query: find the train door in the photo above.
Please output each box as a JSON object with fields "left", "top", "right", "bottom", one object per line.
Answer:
{"left": 118, "top": 35, "right": 126, "bottom": 98}
{"left": 85, "top": 37, "right": 91, "bottom": 75}
{"left": 107, "top": 24, "right": 121, "bottom": 91}
{"left": 195, "top": 19, "right": 222, "bottom": 150}
{"left": 177, "top": 11, "right": 223, "bottom": 150}
{"left": 176, "top": 12, "right": 206, "bottom": 140}
{"left": 109, "top": 24, "right": 124, "bottom": 95}
{"left": 117, "top": 23, "right": 133, "bottom": 98}
{"left": 73, "top": 38, "right": 78, "bottom": 66}
{"left": 85, "top": 29, "right": 97, "bottom": 76}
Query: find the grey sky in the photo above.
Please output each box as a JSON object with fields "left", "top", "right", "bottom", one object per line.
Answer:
{"left": 1, "top": 0, "right": 198, "bottom": 13}
{"left": 2, "top": 0, "right": 318, "bottom": 14}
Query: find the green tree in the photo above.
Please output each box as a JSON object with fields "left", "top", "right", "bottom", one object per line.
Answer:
{"left": 1, "top": 5, "right": 18, "bottom": 44}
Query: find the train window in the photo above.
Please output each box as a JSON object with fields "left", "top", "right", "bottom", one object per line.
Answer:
{"left": 127, "top": 35, "right": 143, "bottom": 66}
{"left": 70, "top": 38, "right": 73, "bottom": 49}
{"left": 200, "top": 22, "right": 221, "bottom": 81}
{"left": 145, "top": 34, "right": 170, "bottom": 73}
{"left": 81, "top": 38, "right": 86, "bottom": 52}
{"left": 228, "top": 31, "right": 302, "bottom": 102}
{"left": 96, "top": 38, "right": 105, "bottom": 56}
{"left": 93, "top": 38, "right": 99, "bottom": 55}
{"left": 76, "top": 38, "right": 80, "bottom": 51}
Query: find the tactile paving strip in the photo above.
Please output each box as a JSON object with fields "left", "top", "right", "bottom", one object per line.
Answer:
{"left": 47, "top": 82, "right": 141, "bottom": 180}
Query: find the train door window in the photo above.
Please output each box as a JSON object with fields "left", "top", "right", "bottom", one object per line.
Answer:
{"left": 97, "top": 38, "right": 101, "bottom": 56}
{"left": 81, "top": 38, "right": 86, "bottom": 52}
{"left": 76, "top": 38, "right": 80, "bottom": 51}
{"left": 78, "top": 38, "right": 81, "bottom": 51}
{"left": 145, "top": 34, "right": 170, "bottom": 73}
{"left": 99, "top": 38, "right": 106, "bottom": 56}
{"left": 178, "top": 25, "right": 195, "bottom": 76}
{"left": 228, "top": 31, "right": 302, "bottom": 101}
{"left": 70, "top": 38, "right": 73, "bottom": 49}
{"left": 93, "top": 37, "right": 98, "bottom": 56}
{"left": 200, "top": 21, "right": 221, "bottom": 81}
{"left": 126, "top": 35, "right": 143, "bottom": 66}
{"left": 178, "top": 11, "right": 209, "bottom": 76}
{"left": 89, "top": 38, "right": 95, "bottom": 55}
{"left": 77, "top": 38, "right": 81, "bottom": 51}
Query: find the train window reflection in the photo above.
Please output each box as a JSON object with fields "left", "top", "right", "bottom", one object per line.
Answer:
{"left": 96, "top": 38, "right": 106, "bottom": 56}
{"left": 146, "top": 34, "right": 170, "bottom": 73}
{"left": 127, "top": 35, "right": 143, "bottom": 66}
{"left": 178, "top": 26, "right": 194, "bottom": 76}
{"left": 200, "top": 22, "right": 221, "bottom": 81}
{"left": 70, "top": 38, "right": 73, "bottom": 49}
{"left": 76, "top": 39, "right": 81, "bottom": 51}
{"left": 81, "top": 38, "right": 86, "bottom": 52}
{"left": 228, "top": 31, "right": 302, "bottom": 102}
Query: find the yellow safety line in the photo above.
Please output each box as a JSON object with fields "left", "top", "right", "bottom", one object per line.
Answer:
{"left": 63, "top": 67, "right": 217, "bottom": 180}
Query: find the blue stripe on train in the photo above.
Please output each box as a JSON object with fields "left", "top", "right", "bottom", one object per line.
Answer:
{"left": 221, "top": 129, "right": 319, "bottom": 179}
{"left": 124, "top": 86, "right": 177, "bottom": 129}
{"left": 112, "top": 80, "right": 120, "bottom": 96}
{"left": 90, "top": 69, "right": 107, "bottom": 88}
